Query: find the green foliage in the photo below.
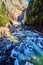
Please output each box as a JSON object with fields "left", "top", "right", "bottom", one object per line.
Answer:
{"left": 25, "top": 0, "right": 43, "bottom": 28}
{"left": 0, "top": 1, "right": 13, "bottom": 27}
{"left": 0, "top": 1, "right": 7, "bottom": 15}
{"left": 30, "top": 55, "right": 43, "bottom": 65}
{"left": 0, "top": 14, "right": 13, "bottom": 26}
{"left": 8, "top": 34, "right": 19, "bottom": 43}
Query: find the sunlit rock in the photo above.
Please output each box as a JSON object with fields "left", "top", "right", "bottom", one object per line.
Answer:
{"left": 0, "top": 27, "right": 10, "bottom": 37}
{"left": 0, "top": 0, "right": 28, "bottom": 21}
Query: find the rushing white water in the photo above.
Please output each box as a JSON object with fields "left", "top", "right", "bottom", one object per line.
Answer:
{"left": 21, "top": 10, "right": 26, "bottom": 24}
{"left": 17, "top": 10, "right": 26, "bottom": 26}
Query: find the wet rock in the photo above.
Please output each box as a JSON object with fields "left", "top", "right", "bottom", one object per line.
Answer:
{"left": 0, "top": 51, "right": 4, "bottom": 56}
{"left": 0, "top": 56, "right": 7, "bottom": 65}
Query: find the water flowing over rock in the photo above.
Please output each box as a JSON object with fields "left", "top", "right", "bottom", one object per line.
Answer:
{"left": 25, "top": 62, "right": 34, "bottom": 65}
{"left": 17, "top": 10, "right": 27, "bottom": 24}
{"left": 0, "top": 29, "right": 43, "bottom": 65}
{"left": 14, "top": 58, "right": 19, "bottom": 65}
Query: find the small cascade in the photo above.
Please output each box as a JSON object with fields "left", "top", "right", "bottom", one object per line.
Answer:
{"left": 21, "top": 10, "right": 26, "bottom": 25}
{"left": 17, "top": 9, "right": 27, "bottom": 25}
{"left": 24, "top": 10, "right": 26, "bottom": 22}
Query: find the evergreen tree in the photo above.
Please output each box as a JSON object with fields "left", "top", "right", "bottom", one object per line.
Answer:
{"left": 25, "top": 0, "right": 43, "bottom": 28}
{"left": 0, "top": 1, "right": 7, "bottom": 15}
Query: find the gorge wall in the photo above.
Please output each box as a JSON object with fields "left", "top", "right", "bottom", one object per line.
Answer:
{"left": 0, "top": 0, "right": 28, "bottom": 21}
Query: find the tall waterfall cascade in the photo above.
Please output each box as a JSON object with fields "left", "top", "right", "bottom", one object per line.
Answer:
{"left": 21, "top": 10, "right": 27, "bottom": 25}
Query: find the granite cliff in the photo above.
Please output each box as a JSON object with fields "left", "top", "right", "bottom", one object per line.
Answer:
{"left": 0, "top": 0, "right": 28, "bottom": 21}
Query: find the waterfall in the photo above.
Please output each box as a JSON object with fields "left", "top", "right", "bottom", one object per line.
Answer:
{"left": 21, "top": 10, "right": 26, "bottom": 24}
{"left": 17, "top": 9, "right": 27, "bottom": 25}
{"left": 24, "top": 10, "right": 26, "bottom": 22}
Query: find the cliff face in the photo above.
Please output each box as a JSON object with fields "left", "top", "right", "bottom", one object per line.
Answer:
{"left": 0, "top": 0, "right": 28, "bottom": 21}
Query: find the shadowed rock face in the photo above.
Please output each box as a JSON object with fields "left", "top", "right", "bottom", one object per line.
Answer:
{"left": 0, "top": 0, "right": 28, "bottom": 21}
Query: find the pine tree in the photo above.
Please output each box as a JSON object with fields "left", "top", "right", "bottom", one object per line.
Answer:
{"left": 25, "top": 0, "right": 43, "bottom": 28}
{"left": 0, "top": 1, "right": 7, "bottom": 15}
